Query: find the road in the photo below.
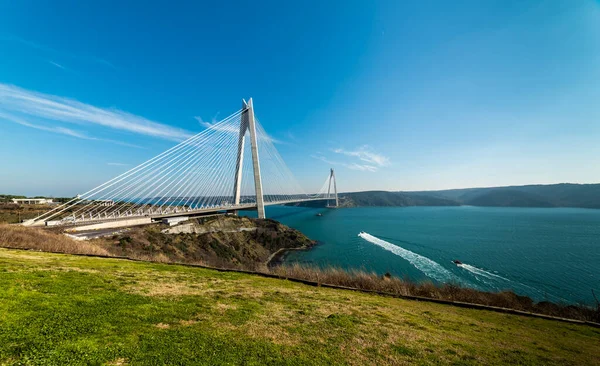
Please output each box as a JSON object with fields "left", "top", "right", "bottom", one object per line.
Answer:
{"left": 66, "top": 228, "right": 131, "bottom": 240}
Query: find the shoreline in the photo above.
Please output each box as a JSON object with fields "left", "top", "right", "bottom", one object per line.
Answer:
{"left": 266, "top": 241, "right": 319, "bottom": 268}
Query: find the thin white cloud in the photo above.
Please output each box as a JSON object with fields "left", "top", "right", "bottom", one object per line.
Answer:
{"left": 48, "top": 60, "right": 66, "bottom": 70}
{"left": 259, "top": 133, "right": 282, "bottom": 145}
{"left": 346, "top": 163, "right": 378, "bottom": 172}
{"left": 196, "top": 115, "right": 284, "bottom": 145}
{"left": 0, "top": 112, "right": 143, "bottom": 148}
{"left": 0, "top": 33, "right": 116, "bottom": 69}
{"left": 95, "top": 58, "right": 116, "bottom": 69}
{"left": 2, "top": 113, "right": 87, "bottom": 138}
{"left": 333, "top": 145, "right": 390, "bottom": 167}
{"left": 311, "top": 154, "right": 338, "bottom": 166}
{"left": 313, "top": 145, "right": 389, "bottom": 173}
{"left": 311, "top": 154, "right": 378, "bottom": 172}
{"left": 0, "top": 83, "right": 191, "bottom": 141}
{"left": 196, "top": 118, "right": 239, "bottom": 134}
{"left": 255, "top": 117, "right": 284, "bottom": 145}
{"left": 194, "top": 111, "right": 221, "bottom": 125}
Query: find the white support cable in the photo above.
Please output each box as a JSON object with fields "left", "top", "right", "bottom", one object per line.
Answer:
{"left": 261, "top": 145, "right": 293, "bottom": 202}
{"left": 121, "top": 129, "right": 231, "bottom": 215}
{"left": 181, "top": 120, "right": 241, "bottom": 210}
{"left": 180, "top": 135, "right": 235, "bottom": 210}
{"left": 156, "top": 139, "right": 222, "bottom": 210}
{"left": 183, "top": 145, "right": 232, "bottom": 209}
{"left": 255, "top": 121, "right": 307, "bottom": 202}
{"left": 181, "top": 152, "right": 233, "bottom": 209}
{"left": 120, "top": 111, "right": 243, "bottom": 213}
{"left": 202, "top": 133, "right": 240, "bottom": 209}
{"left": 30, "top": 138, "right": 191, "bottom": 222}
{"left": 156, "top": 140, "right": 223, "bottom": 210}
{"left": 136, "top": 122, "right": 235, "bottom": 212}
{"left": 31, "top": 112, "right": 240, "bottom": 223}
{"left": 114, "top": 137, "right": 206, "bottom": 204}
{"left": 31, "top": 104, "right": 340, "bottom": 226}
{"left": 99, "top": 114, "right": 240, "bottom": 216}
{"left": 111, "top": 139, "right": 211, "bottom": 214}
{"left": 73, "top": 133, "right": 208, "bottom": 219}
{"left": 255, "top": 122, "right": 287, "bottom": 201}
{"left": 46, "top": 110, "right": 243, "bottom": 223}
{"left": 160, "top": 114, "right": 244, "bottom": 209}
{"left": 255, "top": 119, "right": 307, "bottom": 198}
{"left": 38, "top": 120, "right": 220, "bottom": 222}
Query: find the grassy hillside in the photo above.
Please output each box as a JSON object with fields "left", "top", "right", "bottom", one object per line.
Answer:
{"left": 0, "top": 215, "right": 314, "bottom": 270}
{"left": 2, "top": 223, "right": 597, "bottom": 322}
{"left": 0, "top": 249, "right": 598, "bottom": 365}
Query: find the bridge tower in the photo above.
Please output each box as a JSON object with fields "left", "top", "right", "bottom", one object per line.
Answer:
{"left": 327, "top": 168, "right": 339, "bottom": 208}
{"left": 232, "top": 98, "right": 266, "bottom": 219}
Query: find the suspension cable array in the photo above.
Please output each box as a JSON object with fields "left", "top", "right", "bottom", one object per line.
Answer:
{"left": 26, "top": 99, "right": 338, "bottom": 227}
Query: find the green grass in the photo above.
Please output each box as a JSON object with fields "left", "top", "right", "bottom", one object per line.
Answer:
{"left": 0, "top": 249, "right": 598, "bottom": 365}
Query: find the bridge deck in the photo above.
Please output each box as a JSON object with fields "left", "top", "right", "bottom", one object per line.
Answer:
{"left": 33, "top": 197, "right": 333, "bottom": 227}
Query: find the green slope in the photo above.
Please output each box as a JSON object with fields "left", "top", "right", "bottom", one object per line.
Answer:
{"left": 0, "top": 249, "right": 598, "bottom": 365}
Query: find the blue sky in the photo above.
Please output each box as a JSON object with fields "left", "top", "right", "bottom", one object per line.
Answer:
{"left": 1, "top": 0, "right": 600, "bottom": 196}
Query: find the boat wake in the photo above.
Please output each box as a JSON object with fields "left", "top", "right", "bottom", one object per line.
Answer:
{"left": 456, "top": 261, "right": 568, "bottom": 303}
{"left": 357, "top": 232, "right": 569, "bottom": 303}
{"left": 456, "top": 263, "right": 509, "bottom": 282}
{"left": 358, "top": 232, "right": 461, "bottom": 284}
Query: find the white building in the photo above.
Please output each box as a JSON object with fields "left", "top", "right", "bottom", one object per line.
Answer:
{"left": 12, "top": 198, "right": 53, "bottom": 205}
{"left": 95, "top": 200, "right": 115, "bottom": 207}
{"left": 162, "top": 216, "right": 189, "bottom": 226}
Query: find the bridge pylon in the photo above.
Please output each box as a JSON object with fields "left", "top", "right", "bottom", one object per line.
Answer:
{"left": 232, "top": 98, "right": 266, "bottom": 219}
{"left": 326, "top": 168, "right": 339, "bottom": 208}
{"left": 25, "top": 98, "right": 341, "bottom": 228}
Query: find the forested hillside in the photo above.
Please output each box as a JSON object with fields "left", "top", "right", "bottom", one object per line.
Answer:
{"left": 290, "top": 184, "right": 600, "bottom": 209}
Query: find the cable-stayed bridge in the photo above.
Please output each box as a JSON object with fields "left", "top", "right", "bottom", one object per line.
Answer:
{"left": 24, "top": 99, "right": 338, "bottom": 228}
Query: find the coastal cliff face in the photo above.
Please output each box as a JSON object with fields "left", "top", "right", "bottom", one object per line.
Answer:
{"left": 97, "top": 215, "right": 315, "bottom": 269}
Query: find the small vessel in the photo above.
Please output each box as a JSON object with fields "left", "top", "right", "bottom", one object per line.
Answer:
{"left": 315, "top": 213, "right": 323, "bottom": 217}
{"left": 452, "top": 260, "right": 463, "bottom": 265}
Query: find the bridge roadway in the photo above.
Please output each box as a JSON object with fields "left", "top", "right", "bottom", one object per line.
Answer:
{"left": 39, "top": 197, "right": 333, "bottom": 229}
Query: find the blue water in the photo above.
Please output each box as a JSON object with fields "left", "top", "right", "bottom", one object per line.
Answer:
{"left": 245, "top": 206, "right": 600, "bottom": 305}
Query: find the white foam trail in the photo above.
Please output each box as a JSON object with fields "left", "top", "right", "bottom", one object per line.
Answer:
{"left": 358, "top": 232, "right": 458, "bottom": 283}
{"left": 457, "top": 262, "right": 568, "bottom": 303}
{"left": 457, "top": 263, "right": 509, "bottom": 281}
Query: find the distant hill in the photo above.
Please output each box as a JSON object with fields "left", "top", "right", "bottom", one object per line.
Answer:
{"left": 285, "top": 190, "right": 459, "bottom": 208}
{"left": 455, "top": 188, "right": 555, "bottom": 208}
{"left": 342, "top": 191, "right": 459, "bottom": 207}
{"left": 410, "top": 183, "right": 600, "bottom": 209}
{"left": 295, "top": 183, "right": 600, "bottom": 209}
